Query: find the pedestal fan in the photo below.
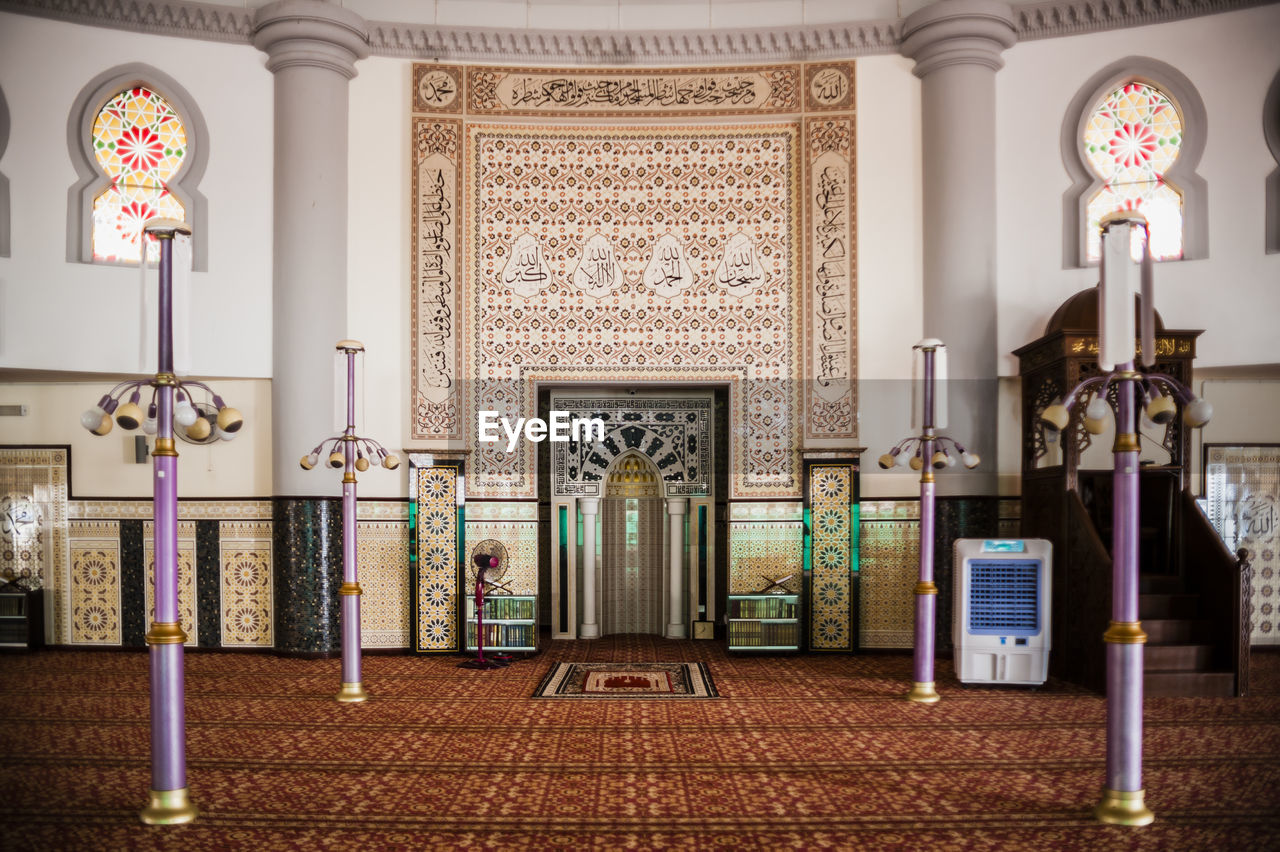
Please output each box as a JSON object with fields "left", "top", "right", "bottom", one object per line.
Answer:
{"left": 458, "top": 540, "right": 510, "bottom": 670}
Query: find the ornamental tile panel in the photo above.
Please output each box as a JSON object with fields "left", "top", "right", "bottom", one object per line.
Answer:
{"left": 144, "top": 520, "right": 197, "bottom": 646}
{"left": 412, "top": 464, "right": 461, "bottom": 652}
{"left": 859, "top": 512, "right": 919, "bottom": 649}
{"left": 809, "top": 464, "right": 852, "bottom": 650}
{"left": 358, "top": 520, "right": 410, "bottom": 649}
{"left": 218, "top": 521, "right": 273, "bottom": 648}
{"left": 68, "top": 521, "right": 121, "bottom": 645}
{"left": 728, "top": 521, "right": 803, "bottom": 596}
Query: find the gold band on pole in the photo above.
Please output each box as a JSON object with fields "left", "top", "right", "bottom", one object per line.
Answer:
{"left": 145, "top": 621, "right": 188, "bottom": 645}
{"left": 339, "top": 582, "right": 363, "bottom": 596}
{"left": 152, "top": 437, "right": 178, "bottom": 457}
{"left": 1103, "top": 621, "right": 1147, "bottom": 644}
{"left": 914, "top": 581, "right": 938, "bottom": 595}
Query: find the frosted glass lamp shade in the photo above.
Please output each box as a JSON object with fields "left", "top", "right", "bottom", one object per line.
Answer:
{"left": 174, "top": 397, "right": 198, "bottom": 427}
{"left": 90, "top": 413, "right": 114, "bottom": 436}
{"left": 300, "top": 454, "right": 316, "bottom": 470}
{"left": 1184, "top": 397, "right": 1213, "bottom": 428}
{"left": 961, "top": 452, "right": 980, "bottom": 469}
{"left": 81, "top": 408, "right": 106, "bottom": 431}
{"left": 1084, "top": 397, "right": 1110, "bottom": 434}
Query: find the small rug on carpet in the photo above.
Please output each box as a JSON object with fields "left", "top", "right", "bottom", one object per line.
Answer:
{"left": 534, "top": 661, "right": 719, "bottom": 699}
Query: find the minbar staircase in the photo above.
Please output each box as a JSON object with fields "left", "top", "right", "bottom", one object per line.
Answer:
{"left": 1064, "top": 469, "right": 1252, "bottom": 698}
{"left": 1140, "top": 572, "right": 1237, "bottom": 698}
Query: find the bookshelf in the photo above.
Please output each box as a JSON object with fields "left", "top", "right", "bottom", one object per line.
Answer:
{"left": 727, "top": 593, "right": 801, "bottom": 652}
{"left": 0, "top": 586, "right": 43, "bottom": 651}
{"left": 464, "top": 594, "right": 537, "bottom": 653}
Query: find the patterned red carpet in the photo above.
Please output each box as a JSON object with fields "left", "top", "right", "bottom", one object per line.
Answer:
{"left": 1, "top": 637, "right": 1277, "bottom": 850}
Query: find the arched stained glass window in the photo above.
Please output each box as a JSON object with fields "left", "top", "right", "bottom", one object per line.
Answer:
{"left": 68, "top": 64, "right": 208, "bottom": 271}
{"left": 1061, "top": 58, "right": 1206, "bottom": 268}
{"left": 1083, "top": 82, "right": 1183, "bottom": 262}
{"left": 91, "top": 86, "right": 187, "bottom": 262}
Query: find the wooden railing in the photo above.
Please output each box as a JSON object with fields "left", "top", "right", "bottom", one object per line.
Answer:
{"left": 1063, "top": 490, "right": 1113, "bottom": 693}
{"left": 1181, "top": 492, "right": 1252, "bottom": 697}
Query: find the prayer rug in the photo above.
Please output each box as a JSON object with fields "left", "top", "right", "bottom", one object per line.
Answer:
{"left": 533, "top": 661, "right": 719, "bottom": 699}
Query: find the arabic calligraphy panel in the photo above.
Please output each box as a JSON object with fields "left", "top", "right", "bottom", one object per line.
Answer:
{"left": 466, "top": 65, "right": 801, "bottom": 117}
{"left": 412, "top": 118, "right": 463, "bottom": 440}
{"left": 805, "top": 116, "right": 857, "bottom": 440}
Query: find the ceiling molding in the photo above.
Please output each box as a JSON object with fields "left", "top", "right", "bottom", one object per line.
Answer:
{"left": 1011, "top": 0, "right": 1275, "bottom": 41}
{"left": 0, "top": 0, "right": 1270, "bottom": 63}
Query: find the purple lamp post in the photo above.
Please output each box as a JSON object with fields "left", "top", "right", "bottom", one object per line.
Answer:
{"left": 877, "top": 340, "right": 980, "bottom": 704}
{"left": 1038, "top": 212, "right": 1212, "bottom": 825}
{"left": 80, "top": 219, "right": 244, "bottom": 825}
{"left": 300, "top": 340, "right": 400, "bottom": 702}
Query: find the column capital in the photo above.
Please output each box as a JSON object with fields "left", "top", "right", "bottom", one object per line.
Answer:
{"left": 579, "top": 496, "right": 600, "bottom": 514}
{"left": 900, "top": 0, "right": 1016, "bottom": 78}
{"left": 666, "top": 497, "right": 688, "bottom": 515}
{"left": 253, "top": 0, "right": 370, "bottom": 79}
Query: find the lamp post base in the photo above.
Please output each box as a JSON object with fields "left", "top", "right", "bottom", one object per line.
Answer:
{"left": 140, "top": 787, "right": 198, "bottom": 825}
{"left": 335, "top": 681, "right": 369, "bottom": 703}
{"left": 1094, "top": 787, "right": 1154, "bottom": 826}
{"left": 906, "top": 681, "right": 941, "bottom": 704}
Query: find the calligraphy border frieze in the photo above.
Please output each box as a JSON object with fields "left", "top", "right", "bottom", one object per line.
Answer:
{"left": 412, "top": 64, "right": 463, "bottom": 114}
{"left": 464, "top": 64, "right": 801, "bottom": 117}
{"left": 804, "top": 61, "right": 856, "bottom": 113}
{"left": 804, "top": 114, "right": 857, "bottom": 440}
{"left": 411, "top": 116, "right": 464, "bottom": 441}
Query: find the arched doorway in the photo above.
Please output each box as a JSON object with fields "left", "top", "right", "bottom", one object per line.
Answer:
{"left": 600, "top": 454, "right": 665, "bottom": 635}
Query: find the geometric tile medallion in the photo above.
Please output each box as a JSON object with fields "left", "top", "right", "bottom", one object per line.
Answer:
{"left": 219, "top": 521, "right": 273, "bottom": 648}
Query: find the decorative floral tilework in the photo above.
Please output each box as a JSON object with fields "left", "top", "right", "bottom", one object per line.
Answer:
{"left": 859, "top": 510, "right": 920, "bottom": 649}
{"left": 219, "top": 521, "right": 273, "bottom": 648}
{"left": 412, "top": 464, "right": 460, "bottom": 652}
{"left": 68, "top": 521, "right": 121, "bottom": 645}
{"left": 809, "top": 465, "right": 853, "bottom": 651}
{"left": 144, "top": 520, "right": 197, "bottom": 646}
{"left": 358, "top": 520, "right": 410, "bottom": 649}
{"left": 728, "top": 521, "right": 803, "bottom": 595}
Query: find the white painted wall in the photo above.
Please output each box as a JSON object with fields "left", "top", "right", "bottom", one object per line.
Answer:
{"left": 0, "top": 11, "right": 274, "bottom": 378}
{"left": 856, "top": 53, "right": 925, "bottom": 498}
{"left": 0, "top": 379, "right": 272, "bottom": 497}
{"left": 996, "top": 4, "right": 1280, "bottom": 377}
{"left": 346, "top": 56, "right": 412, "bottom": 499}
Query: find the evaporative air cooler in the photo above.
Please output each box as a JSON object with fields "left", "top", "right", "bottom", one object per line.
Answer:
{"left": 952, "top": 539, "right": 1052, "bottom": 686}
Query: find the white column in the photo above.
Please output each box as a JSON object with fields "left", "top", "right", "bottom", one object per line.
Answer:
{"left": 900, "top": 0, "right": 1015, "bottom": 496}
{"left": 578, "top": 497, "right": 600, "bottom": 639}
{"left": 253, "top": 0, "right": 369, "bottom": 496}
{"left": 665, "top": 498, "right": 688, "bottom": 639}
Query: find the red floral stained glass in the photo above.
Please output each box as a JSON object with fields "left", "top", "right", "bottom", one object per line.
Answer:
{"left": 1083, "top": 82, "right": 1183, "bottom": 262}
{"left": 90, "top": 86, "right": 187, "bottom": 262}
